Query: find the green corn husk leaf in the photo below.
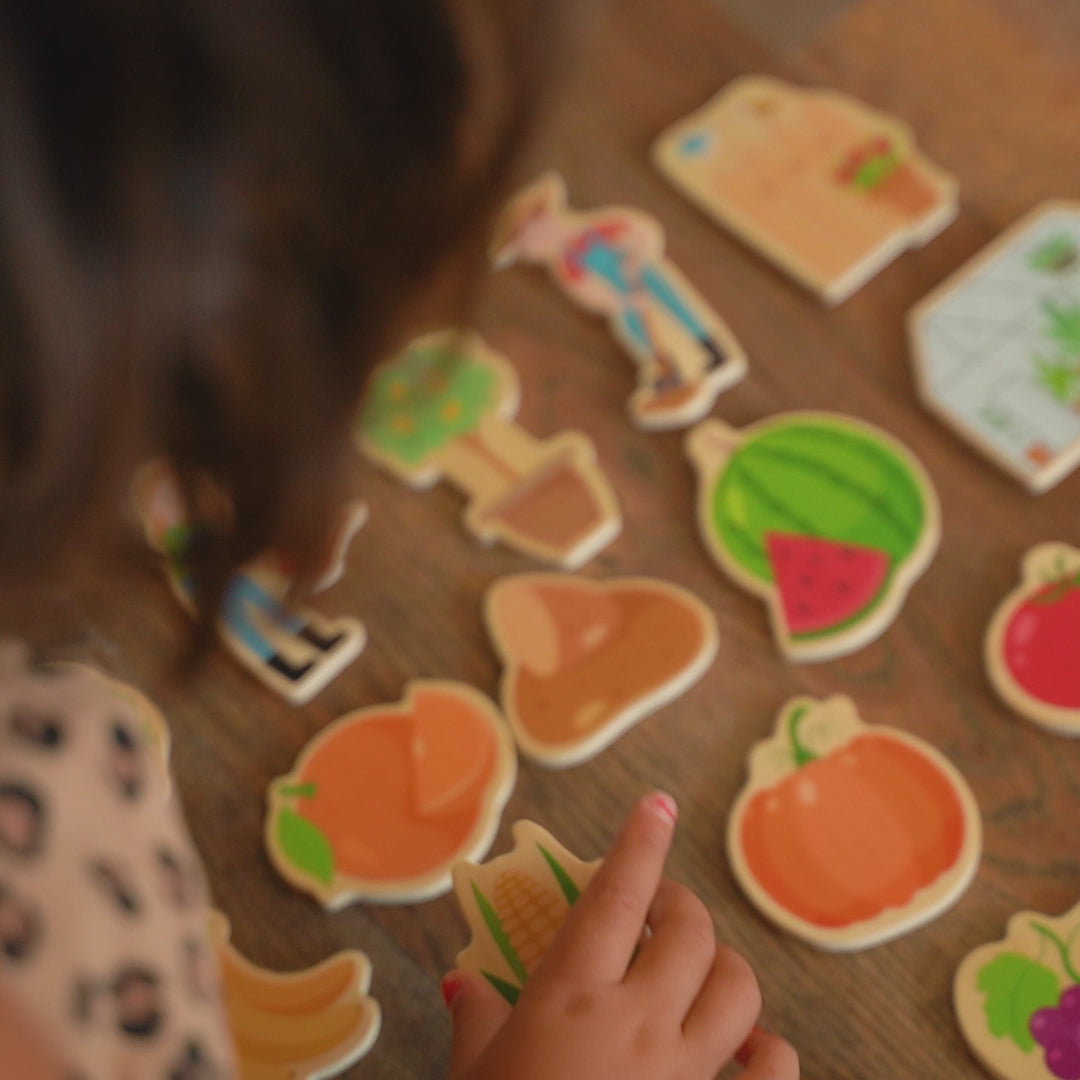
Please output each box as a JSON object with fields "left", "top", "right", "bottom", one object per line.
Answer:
{"left": 538, "top": 844, "right": 581, "bottom": 906}
{"left": 483, "top": 970, "right": 522, "bottom": 1005}
{"left": 471, "top": 881, "right": 528, "bottom": 984}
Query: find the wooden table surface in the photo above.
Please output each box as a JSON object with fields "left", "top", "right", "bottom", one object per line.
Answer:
{"left": 7, "top": 1, "right": 1080, "bottom": 1077}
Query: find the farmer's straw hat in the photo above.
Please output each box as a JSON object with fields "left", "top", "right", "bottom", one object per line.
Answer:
{"left": 489, "top": 172, "right": 568, "bottom": 269}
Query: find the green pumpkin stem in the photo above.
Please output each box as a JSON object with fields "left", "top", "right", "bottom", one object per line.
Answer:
{"left": 1030, "top": 921, "right": 1080, "bottom": 986}
{"left": 786, "top": 705, "right": 818, "bottom": 768}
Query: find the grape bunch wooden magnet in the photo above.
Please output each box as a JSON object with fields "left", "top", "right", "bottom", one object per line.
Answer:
{"left": 910, "top": 202, "right": 1080, "bottom": 493}
{"left": 266, "top": 681, "right": 516, "bottom": 908}
{"left": 985, "top": 544, "right": 1080, "bottom": 736}
{"left": 357, "top": 330, "right": 621, "bottom": 568}
{"left": 484, "top": 573, "right": 718, "bottom": 767}
{"left": 490, "top": 173, "right": 748, "bottom": 430}
{"left": 453, "top": 821, "right": 598, "bottom": 1004}
{"left": 728, "top": 696, "right": 981, "bottom": 951}
{"left": 955, "top": 901, "right": 1080, "bottom": 1080}
{"left": 210, "top": 910, "right": 380, "bottom": 1079}
{"left": 686, "top": 412, "right": 940, "bottom": 662}
{"left": 132, "top": 460, "right": 367, "bottom": 705}
{"left": 653, "top": 76, "right": 958, "bottom": 304}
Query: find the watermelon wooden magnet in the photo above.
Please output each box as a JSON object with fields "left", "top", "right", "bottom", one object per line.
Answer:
{"left": 266, "top": 682, "right": 517, "bottom": 908}
{"left": 686, "top": 412, "right": 940, "bottom": 662}
{"left": 986, "top": 544, "right": 1080, "bottom": 736}
{"left": 955, "top": 900, "right": 1080, "bottom": 1080}
{"left": 728, "top": 695, "right": 981, "bottom": 951}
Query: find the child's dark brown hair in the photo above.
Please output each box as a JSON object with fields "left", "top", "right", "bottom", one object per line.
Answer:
{"left": 0, "top": 0, "right": 562, "bottom": 623}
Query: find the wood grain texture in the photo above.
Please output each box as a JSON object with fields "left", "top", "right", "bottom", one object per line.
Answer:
{"left": 3, "top": 0, "right": 1079, "bottom": 1077}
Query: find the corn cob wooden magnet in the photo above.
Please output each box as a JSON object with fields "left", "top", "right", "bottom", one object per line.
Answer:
{"left": 452, "top": 821, "right": 598, "bottom": 1004}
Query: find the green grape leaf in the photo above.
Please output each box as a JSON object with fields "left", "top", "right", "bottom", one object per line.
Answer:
{"left": 976, "top": 952, "right": 1061, "bottom": 1052}
{"left": 275, "top": 808, "right": 335, "bottom": 886}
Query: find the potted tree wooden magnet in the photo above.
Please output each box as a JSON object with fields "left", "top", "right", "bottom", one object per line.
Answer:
{"left": 357, "top": 331, "right": 621, "bottom": 569}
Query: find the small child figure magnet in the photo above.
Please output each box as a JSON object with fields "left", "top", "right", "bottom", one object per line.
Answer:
{"left": 909, "top": 202, "right": 1080, "bottom": 492}
{"left": 484, "top": 573, "right": 718, "bottom": 767}
{"left": 357, "top": 330, "right": 621, "bottom": 568}
{"left": 686, "top": 412, "right": 940, "bottom": 662}
{"left": 132, "top": 461, "right": 367, "bottom": 705}
{"left": 653, "top": 76, "right": 958, "bottom": 304}
{"left": 453, "top": 821, "right": 598, "bottom": 1004}
{"left": 490, "top": 173, "right": 748, "bottom": 430}
{"left": 266, "top": 681, "right": 516, "bottom": 908}
{"left": 728, "top": 696, "right": 981, "bottom": 951}
{"left": 210, "top": 910, "right": 380, "bottom": 1079}
{"left": 985, "top": 544, "right": 1080, "bottom": 736}
{"left": 955, "top": 901, "right": 1080, "bottom": 1080}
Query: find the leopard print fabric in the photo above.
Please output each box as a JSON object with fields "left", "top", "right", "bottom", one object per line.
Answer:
{"left": 0, "top": 641, "right": 236, "bottom": 1079}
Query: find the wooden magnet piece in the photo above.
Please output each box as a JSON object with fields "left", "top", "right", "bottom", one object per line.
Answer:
{"left": 910, "top": 202, "right": 1080, "bottom": 493}
{"left": 728, "top": 695, "right": 981, "bottom": 951}
{"left": 491, "top": 173, "right": 748, "bottom": 430}
{"left": 266, "top": 681, "right": 517, "bottom": 908}
{"left": 484, "top": 573, "right": 718, "bottom": 767}
{"left": 654, "top": 76, "right": 958, "bottom": 304}
{"left": 357, "top": 330, "right": 621, "bottom": 567}
{"left": 686, "top": 412, "right": 939, "bottom": 662}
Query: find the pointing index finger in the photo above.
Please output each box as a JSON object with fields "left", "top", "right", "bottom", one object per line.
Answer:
{"left": 536, "top": 792, "right": 678, "bottom": 986}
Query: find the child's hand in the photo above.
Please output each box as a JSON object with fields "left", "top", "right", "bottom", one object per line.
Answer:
{"left": 442, "top": 793, "right": 798, "bottom": 1080}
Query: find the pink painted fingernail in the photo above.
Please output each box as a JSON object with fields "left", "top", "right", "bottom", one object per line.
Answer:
{"left": 440, "top": 973, "right": 463, "bottom": 1008}
{"left": 648, "top": 792, "right": 678, "bottom": 822}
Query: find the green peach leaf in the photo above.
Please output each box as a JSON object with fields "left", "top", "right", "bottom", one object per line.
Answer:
{"left": 275, "top": 808, "right": 335, "bottom": 885}
{"left": 976, "top": 952, "right": 1060, "bottom": 1052}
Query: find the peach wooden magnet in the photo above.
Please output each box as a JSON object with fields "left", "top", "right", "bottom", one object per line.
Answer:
{"left": 266, "top": 681, "right": 517, "bottom": 908}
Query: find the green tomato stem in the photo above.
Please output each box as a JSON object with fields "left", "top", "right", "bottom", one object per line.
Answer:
{"left": 786, "top": 705, "right": 818, "bottom": 768}
{"left": 1031, "top": 920, "right": 1080, "bottom": 985}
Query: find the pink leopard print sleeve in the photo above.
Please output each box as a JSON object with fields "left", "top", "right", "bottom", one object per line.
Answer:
{"left": 0, "top": 641, "right": 236, "bottom": 1080}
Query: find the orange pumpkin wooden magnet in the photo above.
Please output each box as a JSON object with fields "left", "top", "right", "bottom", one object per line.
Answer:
{"left": 728, "top": 695, "right": 981, "bottom": 950}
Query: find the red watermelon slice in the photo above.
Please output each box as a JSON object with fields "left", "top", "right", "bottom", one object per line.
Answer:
{"left": 765, "top": 533, "right": 891, "bottom": 637}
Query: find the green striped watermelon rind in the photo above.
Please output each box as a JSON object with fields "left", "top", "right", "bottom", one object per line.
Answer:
{"left": 686, "top": 412, "right": 941, "bottom": 661}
